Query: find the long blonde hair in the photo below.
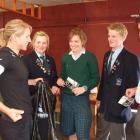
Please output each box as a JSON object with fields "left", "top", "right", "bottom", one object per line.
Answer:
{"left": 0, "top": 19, "right": 32, "bottom": 47}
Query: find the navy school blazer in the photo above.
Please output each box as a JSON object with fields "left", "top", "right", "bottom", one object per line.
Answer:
{"left": 97, "top": 48, "right": 139, "bottom": 123}
{"left": 22, "top": 51, "right": 58, "bottom": 96}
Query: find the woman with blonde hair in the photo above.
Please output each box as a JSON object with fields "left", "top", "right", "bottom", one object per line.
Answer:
{"left": 23, "top": 31, "right": 59, "bottom": 140}
{"left": 0, "top": 19, "right": 42, "bottom": 140}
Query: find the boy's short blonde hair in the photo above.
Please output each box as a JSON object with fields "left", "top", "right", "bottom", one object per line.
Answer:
{"left": 107, "top": 22, "right": 128, "bottom": 39}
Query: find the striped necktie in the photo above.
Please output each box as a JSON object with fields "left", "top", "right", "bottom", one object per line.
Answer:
{"left": 40, "top": 56, "right": 47, "bottom": 67}
{"left": 107, "top": 51, "right": 114, "bottom": 73}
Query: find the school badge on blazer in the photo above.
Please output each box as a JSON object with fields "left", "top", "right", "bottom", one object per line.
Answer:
{"left": 115, "top": 78, "right": 122, "bottom": 86}
{"left": 36, "top": 58, "right": 51, "bottom": 75}
{"left": 111, "top": 59, "right": 120, "bottom": 74}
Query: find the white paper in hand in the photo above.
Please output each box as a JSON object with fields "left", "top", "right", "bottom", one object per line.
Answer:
{"left": 118, "top": 96, "right": 134, "bottom": 107}
{"left": 65, "top": 77, "right": 80, "bottom": 90}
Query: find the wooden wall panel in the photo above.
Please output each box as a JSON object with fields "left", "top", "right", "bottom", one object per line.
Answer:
{"left": 84, "top": 0, "right": 140, "bottom": 21}
{"left": 0, "top": 13, "right": 4, "bottom": 28}
{"left": 0, "top": 0, "right": 140, "bottom": 74}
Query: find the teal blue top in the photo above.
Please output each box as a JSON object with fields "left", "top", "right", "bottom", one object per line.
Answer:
{"left": 61, "top": 50, "right": 100, "bottom": 95}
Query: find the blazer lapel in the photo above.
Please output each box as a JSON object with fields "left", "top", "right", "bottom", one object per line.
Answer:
{"left": 31, "top": 51, "right": 40, "bottom": 61}
{"left": 31, "top": 51, "right": 51, "bottom": 74}
{"left": 110, "top": 48, "right": 126, "bottom": 75}
{"left": 104, "top": 52, "right": 110, "bottom": 73}
{"left": 31, "top": 51, "right": 44, "bottom": 71}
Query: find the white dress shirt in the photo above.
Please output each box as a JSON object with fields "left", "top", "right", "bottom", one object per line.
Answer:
{"left": 109, "top": 45, "right": 124, "bottom": 69}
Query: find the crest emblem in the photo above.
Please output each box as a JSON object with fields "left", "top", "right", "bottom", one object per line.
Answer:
{"left": 36, "top": 58, "right": 50, "bottom": 74}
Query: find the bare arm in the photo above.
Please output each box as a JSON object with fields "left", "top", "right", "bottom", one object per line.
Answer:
{"left": 51, "top": 86, "right": 60, "bottom": 95}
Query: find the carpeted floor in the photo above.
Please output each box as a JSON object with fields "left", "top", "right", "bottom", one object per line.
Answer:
{"left": 0, "top": 115, "right": 136, "bottom": 140}
{"left": 55, "top": 124, "right": 94, "bottom": 140}
{"left": 0, "top": 123, "right": 135, "bottom": 140}
{"left": 55, "top": 124, "right": 68, "bottom": 140}
{"left": 55, "top": 119, "right": 136, "bottom": 140}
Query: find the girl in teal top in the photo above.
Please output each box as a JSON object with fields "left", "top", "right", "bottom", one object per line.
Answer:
{"left": 57, "top": 27, "right": 99, "bottom": 140}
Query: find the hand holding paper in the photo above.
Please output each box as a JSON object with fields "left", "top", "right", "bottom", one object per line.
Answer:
{"left": 118, "top": 95, "right": 134, "bottom": 107}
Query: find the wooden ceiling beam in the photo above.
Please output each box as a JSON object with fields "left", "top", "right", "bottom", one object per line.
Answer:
{"left": 0, "top": 0, "right": 42, "bottom": 20}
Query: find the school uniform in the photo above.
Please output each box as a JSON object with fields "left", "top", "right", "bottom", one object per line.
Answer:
{"left": 96, "top": 47, "right": 139, "bottom": 140}
{"left": 60, "top": 49, "right": 99, "bottom": 140}
{"left": 133, "top": 66, "right": 140, "bottom": 140}
{"left": 22, "top": 50, "right": 58, "bottom": 140}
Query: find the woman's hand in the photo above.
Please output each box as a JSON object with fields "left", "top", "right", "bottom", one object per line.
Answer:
{"left": 28, "top": 78, "right": 43, "bottom": 86}
{"left": 7, "top": 108, "right": 24, "bottom": 122}
{"left": 57, "top": 78, "right": 65, "bottom": 87}
{"left": 51, "top": 86, "right": 60, "bottom": 95}
{"left": 72, "top": 86, "right": 86, "bottom": 96}
{"left": 96, "top": 100, "right": 101, "bottom": 109}
{"left": 0, "top": 102, "right": 24, "bottom": 122}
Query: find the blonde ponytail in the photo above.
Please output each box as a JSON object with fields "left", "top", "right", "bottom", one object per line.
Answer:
{"left": 0, "top": 28, "right": 6, "bottom": 47}
{"left": 0, "top": 19, "right": 32, "bottom": 48}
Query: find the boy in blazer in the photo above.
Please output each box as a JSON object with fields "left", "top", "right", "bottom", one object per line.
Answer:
{"left": 133, "top": 17, "right": 140, "bottom": 140}
{"left": 95, "top": 22, "right": 139, "bottom": 140}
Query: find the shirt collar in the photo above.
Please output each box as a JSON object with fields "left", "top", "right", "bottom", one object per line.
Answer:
{"left": 35, "top": 51, "right": 45, "bottom": 58}
{"left": 69, "top": 47, "right": 86, "bottom": 55}
{"left": 112, "top": 45, "right": 124, "bottom": 54}
{"left": 69, "top": 48, "right": 86, "bottom": 61}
